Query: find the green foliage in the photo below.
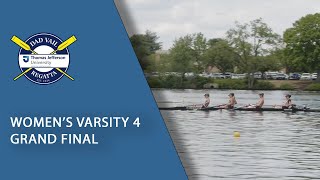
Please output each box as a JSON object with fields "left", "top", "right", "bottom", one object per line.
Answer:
{"left": 145, "top": 53, "right": 171, "bottom": 73}
{"left": 259, "top": 52, "right": 282, "bottom": 73}
{"left": 204, "top": 39, "right": 239, "bottom": 73}
{"left": 132, "top": 15, "right": 320, "bottom": 87}
{"left": 147, "top": 75, "right": 211, "bottom": 89}
{"left": 130, "top": 30, "right": 161, "bottom": 70}
{"left": 213, "top": 79, "right": 274, "bottom": 90}
{"left": 170, "top": 35, "right": 195, "bottom": 76}
{"left": 130, "top": 34, "right": 149, "bottom": 69}
{"left": 147, "top": 76, "right": 276, "bottom": 90}
{"left": 145, "top": 30, "right": 162, "bottom": 53}
{"left": 284, "top": 13, "right": 320, "bottom": 73}
{"left": 252, "top": 81, "right": 275, "bottom": 90}
{"left": 169, "top": 33, "right": 208, "bottom": 75}
{"left": 191, "top": 76, "right": 213, "bottom": 89}
{"left": 213, "top": 79, "right": 247, "bottom": 89}
{"left": 147, "top": 77, "right": 163, "bottom": 88}
{"left": 207, "top": 38, "right": 225, "bottom": 48}
{"left": 192, "top": 33, "right": 208, "bottom": 72}
{"left": 226, "top": 18, "right": 281, "bottom": 88}
{"left": 279, "top": 83, "right": 295, "bottom": 90}
{"left": 244, "top": 75, "right": 257, "bottom": 85}
{"left": 161, "top": 75, "right": 183, "bottom": 89}
{"left": 305, "top": 83, "right": 320, "bottom": 91}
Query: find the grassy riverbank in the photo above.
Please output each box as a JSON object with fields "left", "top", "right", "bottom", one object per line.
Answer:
{"left": 147, "top": 76, "right": 320, "bottom": 91}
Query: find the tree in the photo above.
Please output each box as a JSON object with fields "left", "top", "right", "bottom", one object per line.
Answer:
{"left": 130, "top": 30, "right": 162, "bottom": 70}
{"left": 192, "top": 33, "right": 208, "bottom": 72}
{"left": 169, "top": 35, "right": 195, "bottom": 85}
{"left": 257, "top": 53, "right": 282, "bottom": 73}
{"left": 144, "top": 30, "right": 162, "bottom": 53}
{"left": 284, "top": 13, "right": 320, "bottom": 81}
{"left": 204, "top": 39, "right": 239, "bottom": 73}
{"left": 207, "top": 38, "right": 225, "bottom": 48}
{"left": 226, "top": 18, "right": 281, "bottom": 88}
{"left": 130, "top": 34, "right": 149, "bottom": 70}
{"left": 146, "top": 53, "right": 171, "bottom": 73}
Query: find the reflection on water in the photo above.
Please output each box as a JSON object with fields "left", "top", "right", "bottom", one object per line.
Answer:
{"left": 154, "top": 89, "right": 320, "bottom": 180}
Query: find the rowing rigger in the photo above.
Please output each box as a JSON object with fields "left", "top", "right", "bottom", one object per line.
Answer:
{"left": 158, "top": 106, "right": 320, "bottom": 112}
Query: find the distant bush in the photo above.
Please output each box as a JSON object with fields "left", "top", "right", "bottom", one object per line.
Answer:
{"left": 189, "top": 76, "right": 213, "bottom": 89}
{"left": 305, "top": 83, "right": 320, "bottom": 91}
{"left": 279, "top": 83, "right": 295, "bottom": 90}
{"left": 147, "top": 75, "right": 212, "bottom": 89}
{"left": 211, "top": 79, "right": 274, "bottom": 90}
{"left": 162, "top": 75, "right": 182, "bottom": 89}
{"left": 252, "top": 81, "right": 275, "bottom": 90}
{"left": 147, "top": 76, "right": 276, "bottom": 90}
{"left": 213, "top": 79, "right": 247, "bottom": 89}
{"left": 147, "top": 77, "right": 163, "bottom": 88}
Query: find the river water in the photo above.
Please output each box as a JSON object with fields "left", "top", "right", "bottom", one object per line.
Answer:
{"left": 153, "top": 89, "right": 320, "bottom": 180}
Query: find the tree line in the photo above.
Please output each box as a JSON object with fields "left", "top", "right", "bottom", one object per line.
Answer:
{"left": 130, "top": 13, "right": 320, "bottom": 88}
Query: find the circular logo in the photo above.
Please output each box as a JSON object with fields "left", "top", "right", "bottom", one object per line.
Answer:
{"left": 18, "top": 33, "right": 70, "bottom": 85}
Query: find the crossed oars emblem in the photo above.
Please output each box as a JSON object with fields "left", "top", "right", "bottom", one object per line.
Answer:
{"left": 11, "top": 35, "right": 77, "bottom": 81}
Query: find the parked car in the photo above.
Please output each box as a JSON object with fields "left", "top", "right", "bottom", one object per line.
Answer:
{"left": 150, "top": 72, "right": 159, "bottom": 77}
{"left": 274, "top": 73, "right": 287, "bottom": 80}
{"left": 164, "top": 72, "right": 181, "bottom": 77}
{"left": 289, "top": 73, "right": 301, "bottom": 80}
{"left": 254, "top": 72, "right": 262, "bottom": 79}
{"left": 300, "top": 73, "right": 312, "bottom": 80}
{"left": 231, "top": 74, "right": 246, "bottom": 79}
{"left": 211, "top": 73, "right": 225, "bottom": 79}
{"left": 264, "top": 72, "right": 279, "bottom": 80}
{"left": 223, "top": 72, "right": 233, "bottom": 79}
{"left": 184, "top": 72, "right": 195, "bottom": 77}
{"left": 284, "top": 74, "right": 289, "bottom": 79}
{"left": 231, "top": 74, "right": 239, "bottom": 79}
{"left": 312, "top": 73, "right": 318, "bottom": 80}
{"left": 238, "top": 74, "right": 247, "bottom": 79}
{"left": 198, "top": 73, "right": 211, "bottom": 78}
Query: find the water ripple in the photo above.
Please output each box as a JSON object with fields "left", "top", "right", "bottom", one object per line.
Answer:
{"left": 155, "top": 89, "right": 320, "bottom": 179}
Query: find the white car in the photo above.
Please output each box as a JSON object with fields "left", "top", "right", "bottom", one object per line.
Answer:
{"left": 184, "top": 72, "right": 195, "bottom": 77}
{"left": 231, "top": 74, "right": 238, "bottom": 79}
{"left": 254, "top": 72, "right": 262, "bottom": 79}
{"left": 211, "top": 73, "right": 225, "bottom": 79}
{"left": 300, "top": 73, "right": 312, "bottom": 80}
{"left": 274, "top": 73, "right": 288, "bottom": 80}
{"left": 312, "top": 73, "right": 317, "bottom": 80}
{"left": 231, "top": 74, "right": 246, "bottom": 79}
{"left": 199, "top": 73, "right": 211, "bottom": 78}
{"left": 264, "top": 71, "right": 279, "bottom": 79}
{"left": 285, "top": 74, "right": 289, "bottom": 80}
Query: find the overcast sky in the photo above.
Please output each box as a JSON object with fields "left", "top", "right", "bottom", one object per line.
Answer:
{"left": 116, "top": 0, "right": 320, "bottom": 50}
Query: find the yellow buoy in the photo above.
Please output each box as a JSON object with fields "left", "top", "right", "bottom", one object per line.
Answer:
{"left": 234, "top": 131, "right": 240, "bottom": 137}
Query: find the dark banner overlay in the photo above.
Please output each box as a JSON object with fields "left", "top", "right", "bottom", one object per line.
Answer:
{"left": 0, "top": 0, "right": 187, "bottom": 179}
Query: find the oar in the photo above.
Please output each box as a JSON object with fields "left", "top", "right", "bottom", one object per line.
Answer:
{"left": 237, "top": 104, "right": 256, "bottom": 108}
{"left": 11, "top": 36, "right": 37, "bottom": 80}
{"left": 55, "top": 68, "right": 74, "bottom": 80}
{"left": 14, "top": 68, "right": 33, "bottom": 81}
{"left": 186, "top": 104, "right": 202, "bottom": 110}
{"left": 50, "top": 36, "right": 77, "bottom": 54}
{"left": 213, "top": 104, "right": 226, "bottom": 108}
{"left": 11, "top": 36, "right": 76, "bottom": 81}
{"left": 11, "top": 36, "right": 37, "bottom": 54}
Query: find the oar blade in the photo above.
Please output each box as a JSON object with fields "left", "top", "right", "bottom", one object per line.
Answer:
{"left": 11, "top": 36, "right": 31, "bottom": 51}
{"left": 57, "top": 35, "right": 77, "bottom": 51}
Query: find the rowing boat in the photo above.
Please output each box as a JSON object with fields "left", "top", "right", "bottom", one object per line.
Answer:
{"left": 158, "top": 106, "right": 218, "bottom": 111}
{"left": 159, "top": 106, "right": 320, "bottom": 112}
